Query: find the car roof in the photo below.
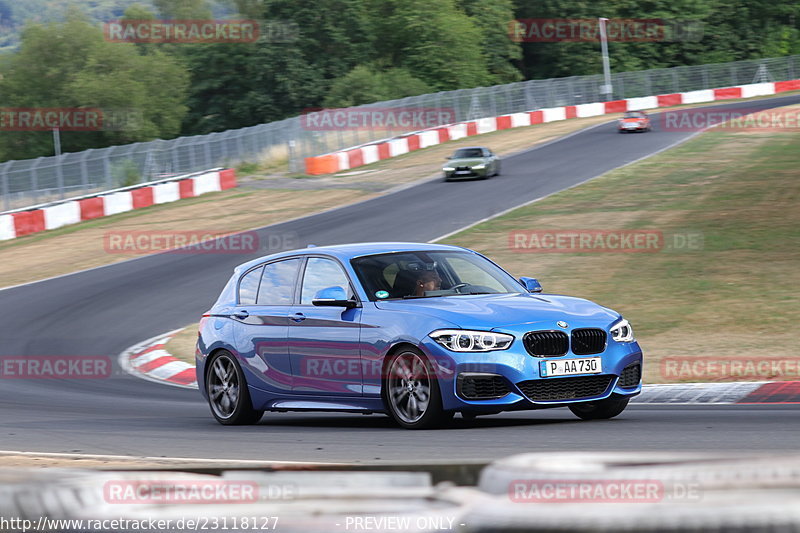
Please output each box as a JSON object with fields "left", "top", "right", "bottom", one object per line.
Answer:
{"left": 454, "top": 146, "right": 487, "bottom": 150}
{"left": 233, "top": 242, "right": 472, "bottom": 272}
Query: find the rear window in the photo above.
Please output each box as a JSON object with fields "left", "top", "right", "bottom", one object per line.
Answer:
{"left": 238, "top": 266, "right": 263, "bottom": 305}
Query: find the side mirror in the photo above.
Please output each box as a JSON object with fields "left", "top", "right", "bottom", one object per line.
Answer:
{"left": 312, "top": 286, "right": 357, "bottom": 308}
{"left": 519, "top": 277, "right": 542, "bottom": 293}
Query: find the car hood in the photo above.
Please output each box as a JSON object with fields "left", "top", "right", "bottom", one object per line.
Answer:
{"left": 445, "top": 158, "right": 487, "bottom": 167}
{"left": 374, "top": 293, "right": 619, "bottom": 331}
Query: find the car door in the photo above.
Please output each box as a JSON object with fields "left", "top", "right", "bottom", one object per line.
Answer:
{"left": 231, "top": 258, "right": 301, "bottom": 394}
{"left": 289, "top": 256, "right": 363, "bottom": 396}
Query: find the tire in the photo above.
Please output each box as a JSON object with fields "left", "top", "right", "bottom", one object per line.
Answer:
{"left": 206, "top": 350, "right": 263, "bottom": 425}
{"left": 383, "top": 348, "right": 453, "bottom": 429}
{"left": 568, "top": 396, "right": 629, "bottom": 420}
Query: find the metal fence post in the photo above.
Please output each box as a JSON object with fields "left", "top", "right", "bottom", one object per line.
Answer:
{"left": 80, "top": 151, "right": 90, "bottom": 190}
{"left": 103, "top": 154, "right": 112, "bottom": 189}
{"left": 1, "top": 164, "right": 10, "bottom": 212}
{"left": 30, "top": 159, "right": 40, "bottom": 204}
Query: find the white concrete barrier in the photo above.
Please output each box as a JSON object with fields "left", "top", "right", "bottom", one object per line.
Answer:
{"left": 102, "top": 191, "right": 134, "bottom": 216}
{"left": 682, "top": 89, "right": 715, "bottom": 104}
{"left": 152, "top": 181, "right": 180, "bottom": 204}
{"left": 0, "top": 214, "right": 15, "bottom": 240}
{"left": 541, "top": 107, "right": 567, "bottom": 122}
{"left": 43, "top": 202, "right": 81, "bottom": 230}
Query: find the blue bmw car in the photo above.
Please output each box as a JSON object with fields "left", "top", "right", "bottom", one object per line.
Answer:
{"left": 197, "top": 243, "right": 642, "bottom": 429}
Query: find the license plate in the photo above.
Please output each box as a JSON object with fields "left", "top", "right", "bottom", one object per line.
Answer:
{"left": 455, "top": 170, "right": 471, "bottom": 175}
{"left": 540, "top": 357, "right": 602, "bottom": 377}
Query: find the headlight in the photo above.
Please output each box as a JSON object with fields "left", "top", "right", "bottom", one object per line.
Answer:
{"left": 472, "top": 164, "right": 486, "bottom": 170}
{"left": 443, "top": 167, "right": 455, "bottom": 171}
{"left": 610, "top": 319, "right": 635, "bottom": 342}
{"left": 430, "top": 329, "right": 514, "bottom": 352}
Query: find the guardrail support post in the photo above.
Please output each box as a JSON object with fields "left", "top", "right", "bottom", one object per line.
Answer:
{"left": 1, "top": 165, "right": 10, "bottom": 212}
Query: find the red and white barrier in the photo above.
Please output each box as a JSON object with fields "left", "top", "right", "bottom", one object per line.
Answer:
{"left": 0, "top": 168, "right": 237, "bottom": 241}
{"left": 304, "top": 80, "right": 800, "bottom": 175}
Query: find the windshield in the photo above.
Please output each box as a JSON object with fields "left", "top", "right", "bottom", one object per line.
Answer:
{"left": 452, "top": 148, "right": 484, "bottom": 158}
{"left": 351, "top": 251, "right": 525, "bottom": 300}
{"left": 623, "top": 111, "right": 644, "bottom": 118}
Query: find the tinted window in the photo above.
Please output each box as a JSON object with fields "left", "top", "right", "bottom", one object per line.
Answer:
{"left": 351, "top": 251, "right": 524, "bottom": 300}
{"left": 256, "top": 259, "right": 301, "bottom": 305}
{"left": 300, "top": 257, "right": 352, "bottom": 305}
{"left": 453, "top": 148, "right": 483, "bottom": 158}
{"left": 238, "top": 266, "right": 263, "bottom": 305}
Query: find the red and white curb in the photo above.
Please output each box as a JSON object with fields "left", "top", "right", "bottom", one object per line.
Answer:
{"left": 632, "top": 381, "right": 800, "bottom": 404}
{"left": 0, "top": 168, "right": 236, "bottom": 241}
{"left": 304, "top": 79, "right": 800, "bottom": 175}
{"left": 119, "top": 330, "right": 197, "bottom": 389}
{"left": 120, "top": 331, "right": 800, "bottom": 403}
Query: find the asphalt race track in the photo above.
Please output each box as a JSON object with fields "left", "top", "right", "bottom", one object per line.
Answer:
{"left": 1, "top": 95, "right": 799, "bottom": 462}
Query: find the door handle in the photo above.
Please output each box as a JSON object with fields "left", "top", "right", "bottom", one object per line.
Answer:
{"left": 290, "top": 312, "right": 306, "bottom": 322}
{"left": 232, "top": 309, "right": 249, "bottom": 320}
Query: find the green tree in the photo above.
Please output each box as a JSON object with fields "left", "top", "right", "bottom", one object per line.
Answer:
{"left": 323, "top": 65, "right": 432, "bottom": 107}
{"left": 370, "top": 0, "right": 492, "bottom": 90}
{"left": 459, "top": 0, "right": 523, "bottom": 84}
{"left": 153, "top": 0, "right": 212, "bottom": 19}
{"left": 0, "top": 11, "right": 189, "bottom": 162}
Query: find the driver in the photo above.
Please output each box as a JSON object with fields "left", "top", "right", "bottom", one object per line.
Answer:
{"left": 413, "top": 269, "right": 442, "bottom": 296}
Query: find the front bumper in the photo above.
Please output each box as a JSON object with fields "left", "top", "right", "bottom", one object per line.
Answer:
{"left": 444, "top": 167, "right": 489, "bottom": 180}
{"left": 419, "top": 337, "right": 643, "bottom": 413}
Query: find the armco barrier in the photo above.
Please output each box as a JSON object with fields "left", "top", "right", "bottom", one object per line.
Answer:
{"left": 304, "top": 79, "right": 800, "bottom": 175}
{"left": 0, "top": 169, "right": 236, "bottom": 241}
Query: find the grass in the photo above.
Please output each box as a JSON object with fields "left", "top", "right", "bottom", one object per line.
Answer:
{"left": 440, "top": 105, "right": 800, "bottom": 384}
{"left": 0, "top": 110, "right": 625, "bottom": 287}
{"left": 164, "top": 325, "right": 201, "bottom": 365}
{"left": 0, "top": 188, "right": 374, "bottom": 287}
{"left": 163, "top": 104, "right": 800, "bottom": 383}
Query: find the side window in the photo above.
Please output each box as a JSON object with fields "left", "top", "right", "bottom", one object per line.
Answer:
{"left": 300, "top": 257, "right": 352, "bottom": 305}
{"left": 483, "top": 148, "right": 491, "bottom": 157}
{"left": 238, "top": 266, "right": 263, "bottom": 305}
{"left": 257, "top": 259, "right": 301, "bottom": 305}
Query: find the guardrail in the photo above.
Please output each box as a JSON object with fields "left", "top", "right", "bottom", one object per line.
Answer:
{"left": 304, "top": 78, "right": 800, "bottom": 174}
{"left": 1, "top": 55, "right": 798, "bottom": 206}
{"left": 0, "top": 168, "right": 236, "bottom": 241}
{"left": 2, "top": 451, "right": 800, "bottom": 531}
